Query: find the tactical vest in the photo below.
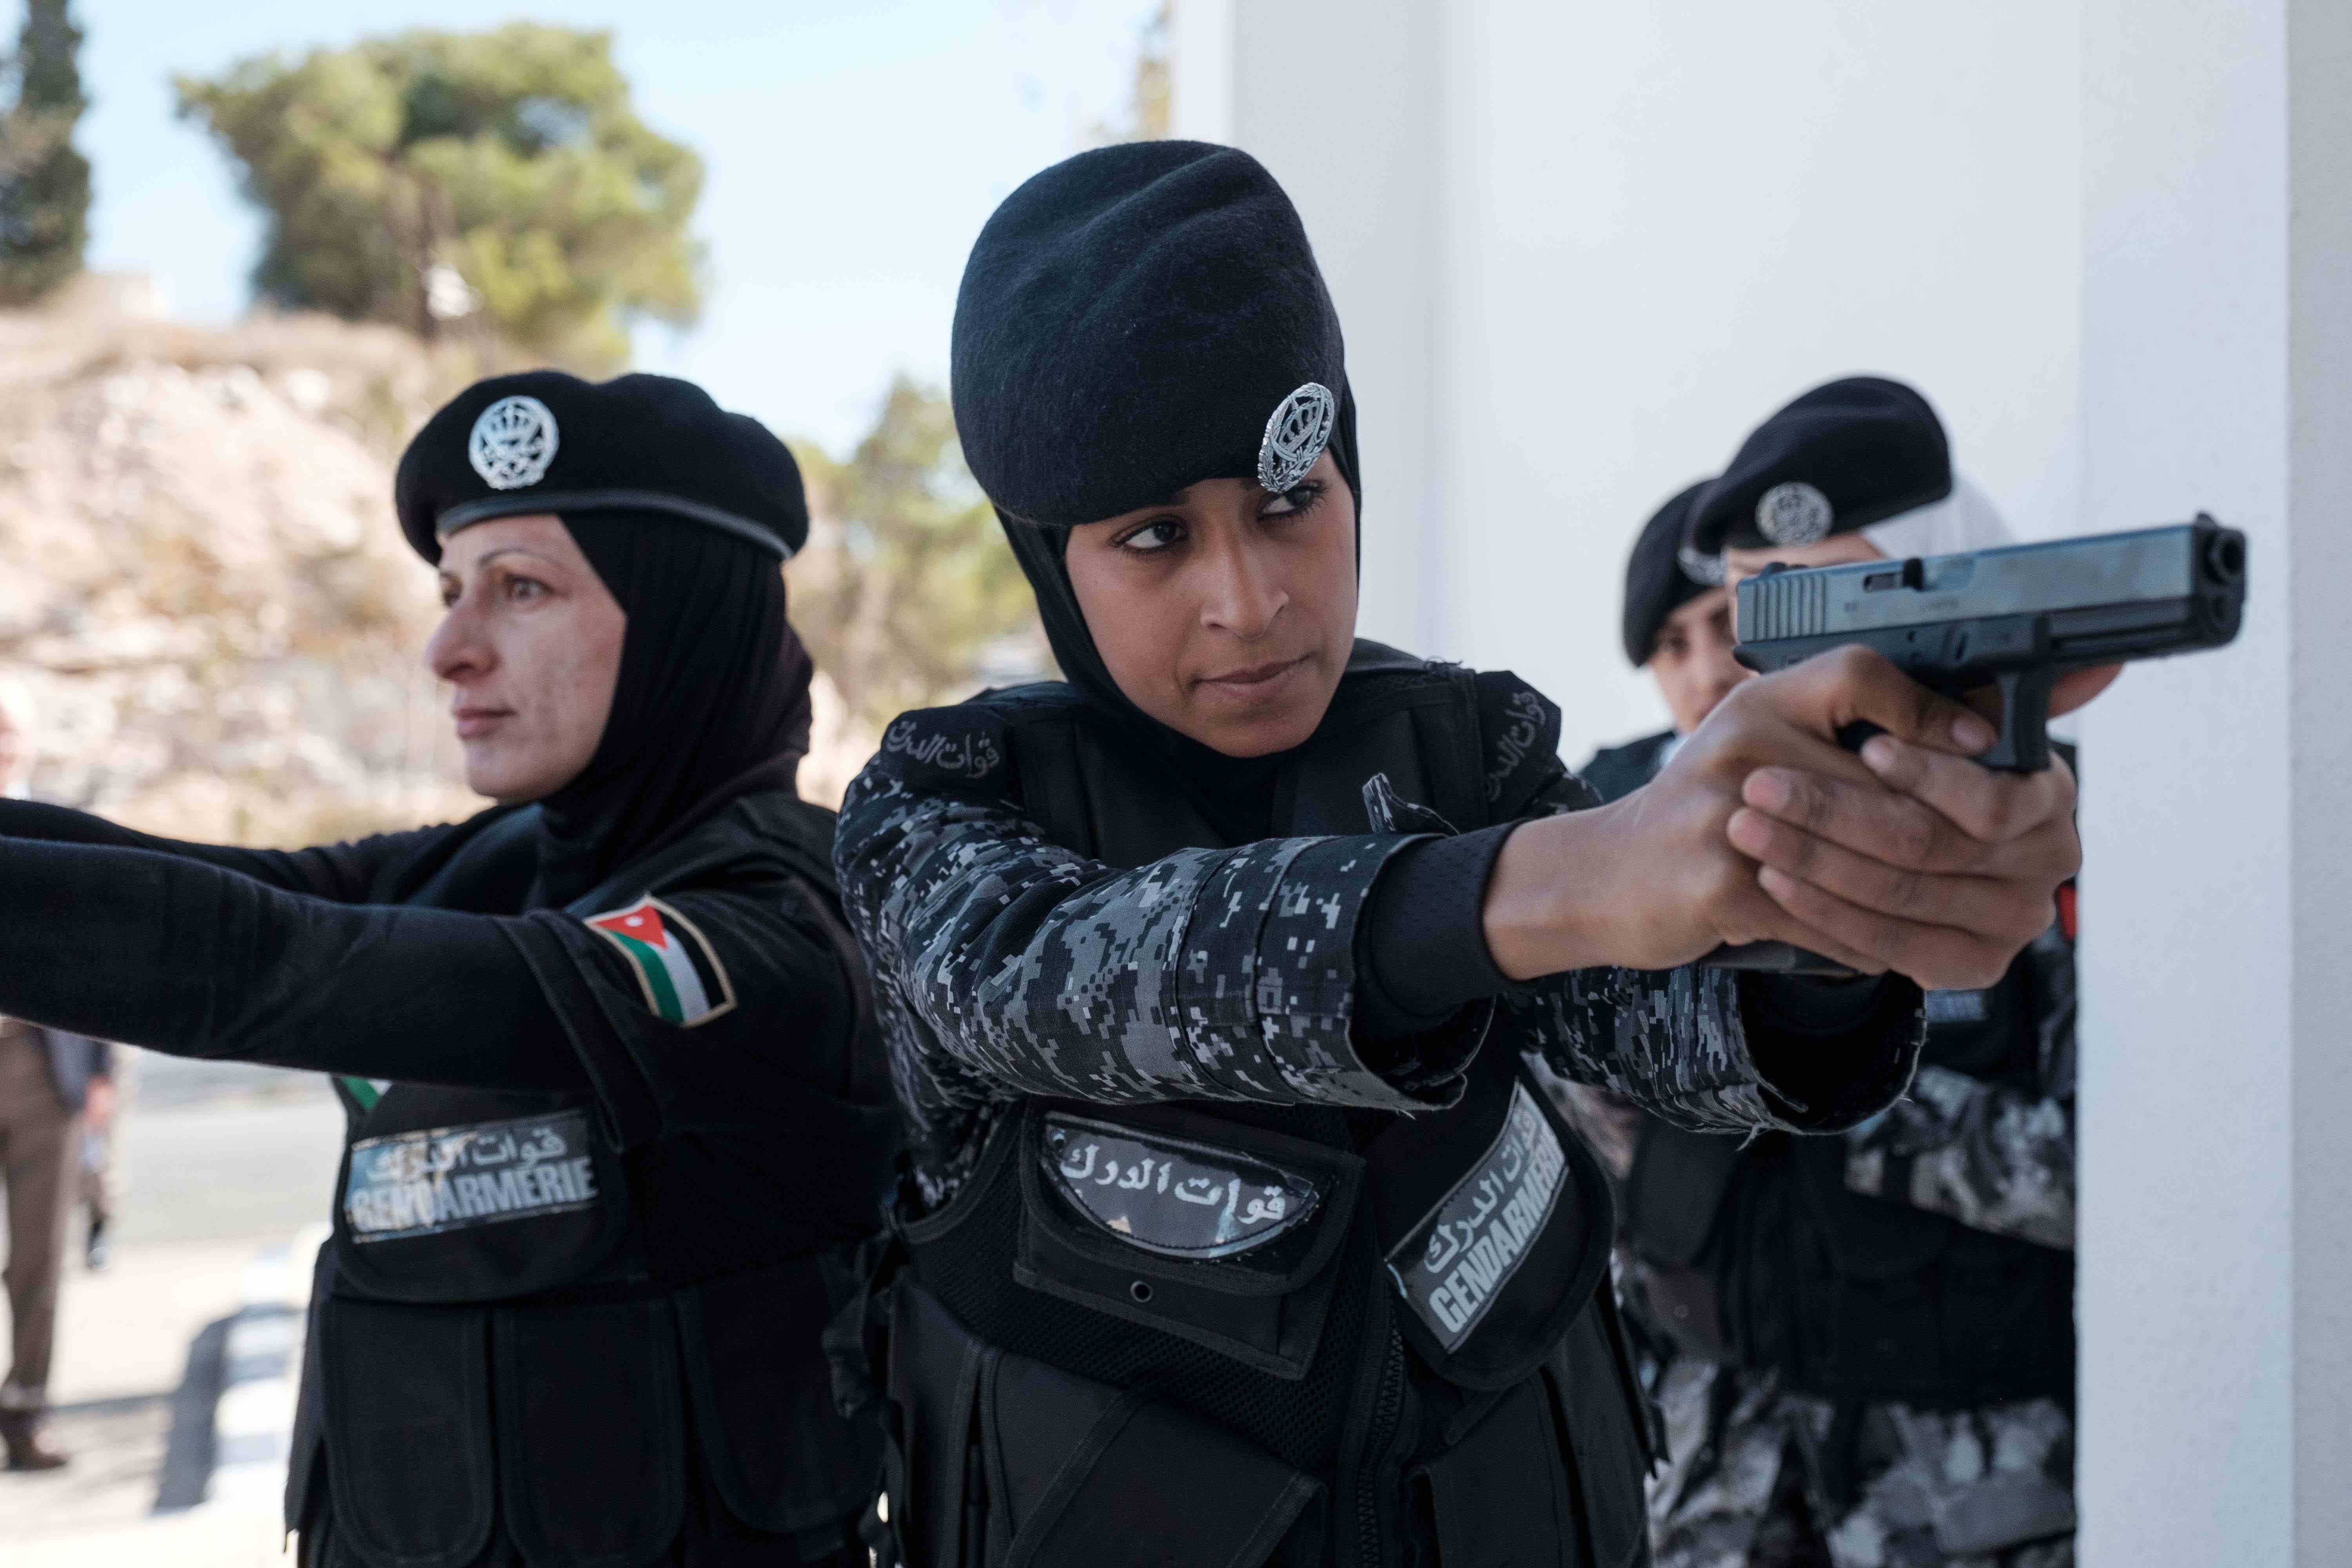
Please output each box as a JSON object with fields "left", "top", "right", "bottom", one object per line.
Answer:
{"left": 1623, "top": 935, "right": 2074, "bottom": 1410}
{"left": 871, "top": 644, "right": 1653, "bottom": 1568}
{"left": 291, "top": 809, "right": 900, "bottom": 1568}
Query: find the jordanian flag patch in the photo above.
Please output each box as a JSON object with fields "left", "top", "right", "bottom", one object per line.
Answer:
{"left": 585, "top": 896, "right": 737, "bottom": 1027}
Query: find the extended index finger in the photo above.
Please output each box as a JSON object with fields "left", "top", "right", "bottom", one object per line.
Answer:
{"left": 1793, "top": 647, "right": 2000, "bottom": 760}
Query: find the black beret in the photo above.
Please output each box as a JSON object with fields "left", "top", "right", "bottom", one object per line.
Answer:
{"left": 1622, "top": 480, "right": 1717, "bottom": 666}
{"left": 1683, "top": 376, "right": 1950, "bottom": 555}
{"left": 394, "top": 370, "right": 808, "bottom": 564}
{"left": 951, "top": 141, "right": 1346, "bottom": 527}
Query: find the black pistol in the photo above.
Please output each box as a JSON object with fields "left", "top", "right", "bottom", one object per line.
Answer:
{"left": 1705, "top": 514, "right": 2247, "bottom": 974}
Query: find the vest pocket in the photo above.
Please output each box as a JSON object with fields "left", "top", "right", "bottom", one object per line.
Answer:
{"left": 1012, "top": 1103, "right": 1363, "bottom": 1379}
{"left": 1543, "top": 1303, "right": 1650, "bottom": 1568}
{"left": 1412, "top": 1377, "right": 1581, "bottom": 1568}
{"left": 889, "top": 1278, "right": 1319, "bottom": 1568}
{"left": 678, "top": 1257, "right": 881, "bottom": 1535}
{"left": 492, "top": 1298, "right": 686, "bottom": 1568}
{"left": 1410, "top": 1302, "right": 1648, "bottom": 1568}
{"left": 318, "top": 1298, "right": 495, "bottom": 1568}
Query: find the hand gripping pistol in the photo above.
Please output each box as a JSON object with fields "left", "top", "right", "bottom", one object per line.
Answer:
{"left": 1704, "top": 515, "right": 2247, "bottom": 975}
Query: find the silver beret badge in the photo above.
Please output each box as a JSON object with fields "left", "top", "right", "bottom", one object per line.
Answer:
{"left": 1258, "top": 381, "right": 1336, "bottom": 493}
{"left": 1677, "top": 545, "right": 1727, "bottom": 586}
{"left": 1755, "top": 481, "right": 1834, "bottom": 546}
{"left": 468, "top": 395, "right": 560, "bottom": 491}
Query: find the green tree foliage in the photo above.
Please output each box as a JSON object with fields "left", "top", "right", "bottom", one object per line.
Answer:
{"left": 789, "top": 379, "right": 1044, "bottom": 736}
{"left": 177, "top": 26, "right": 701, "bottom": 371}
{"left": 0, "top": 0, "right": 92, "bottom": 305}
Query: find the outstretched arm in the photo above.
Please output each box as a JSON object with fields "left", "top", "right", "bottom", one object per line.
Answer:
{"left": 1359, "top": 764, "right": 1924, "bottom": 1135}
{"left": 0, "top": 833, "right": 580, "bottom": 1089}
{"left": 0, "top": 798, "right": 465, "bottom": 901}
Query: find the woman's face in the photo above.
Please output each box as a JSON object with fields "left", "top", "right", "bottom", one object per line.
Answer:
{"left": 425, "top": 514, "right": 628, "bottom": 803}
{"left": 1065, "top": 450, "right": 1357, "bottom": 758}
{"left": 1648, "top": 588, "right": 1749, "bottom": 735}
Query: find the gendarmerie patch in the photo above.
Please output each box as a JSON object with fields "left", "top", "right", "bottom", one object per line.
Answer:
{"left": 1475, "top": 672, "right": 1563, "bottom": 808}
{"left": 1044, "top": 1114, "right": 1323, "bottom": 1259}
{"left": 345, "top": 1109, "right": 597, "bottom": 1242}
{"left": 879, "top": 709, "right": 1009, "bottom": 791}
{"left": 468, "top": 394, "right": 559, "bottom": 490}
{"left": 586, "top": 896, "right": 737, "bottom": 1027}
{"left": 1385, "top": 1082, "right": 1568, "bottom": 1352}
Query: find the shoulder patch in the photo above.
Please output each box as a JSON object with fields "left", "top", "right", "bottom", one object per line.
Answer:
{"left": 876, "top": 705, "right": 1011, "bottom": 793}
{"left": 1474, "top": 670, "right": 1564, "bottom": 809}
{"left": 585, "top": 896, "right": 737, "bottom": 1027}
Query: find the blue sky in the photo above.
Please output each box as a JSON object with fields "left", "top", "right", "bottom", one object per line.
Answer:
{"left": 75, "top": 0, "right": 1160, "bottom": 453}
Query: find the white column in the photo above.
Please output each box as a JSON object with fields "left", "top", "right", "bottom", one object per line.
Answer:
{"left": 1167, "top": 0, "right": 1234, "bottom": 143}
{"left": 1214, "top": 0, "right": 2082, "bottom": 758}
{"left": 1179, "top": 0, "right": 1455, "bottom": 659}
{"left": 2077, "top": 0, "right": 2352, "bottom": 1561}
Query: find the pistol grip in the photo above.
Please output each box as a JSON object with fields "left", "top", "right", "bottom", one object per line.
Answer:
{"left": 1976, "top": 667, "right": 2055, "bottom": 772}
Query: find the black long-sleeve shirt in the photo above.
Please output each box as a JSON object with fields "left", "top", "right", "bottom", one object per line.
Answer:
{"left": 0, "top": 794, "right": 863, "bottom": 1151}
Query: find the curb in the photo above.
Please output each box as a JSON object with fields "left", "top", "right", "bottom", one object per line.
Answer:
{"left": 201, "top": 1221, "right": 327, "bottom": 1511}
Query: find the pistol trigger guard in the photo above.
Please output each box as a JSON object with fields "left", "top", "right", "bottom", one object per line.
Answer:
{"left": 1978, "top": 667, "right": 2056, "bottom": 772}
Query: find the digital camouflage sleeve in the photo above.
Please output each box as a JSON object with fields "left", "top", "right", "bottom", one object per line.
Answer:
{"left": 835, "top": 693, "right": 1924, "bottom": 1207}
{"left": 1840, "top": 922, "right": 2076, "bottom": 1250}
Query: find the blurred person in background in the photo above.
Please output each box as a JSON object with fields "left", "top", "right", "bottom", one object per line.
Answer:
{"left": 1617, "top": 378, "right": 2080, "bottom": 1568}
{"left": 1579, "top": 480, "right": 1750, "bottom": 803}
{"left": 0, "top": 697, "right": 114, "bottom": 1472}
{"left": 77, "top": 1044, "right": 124, "bottom": 1271}
{"left": 0, "top": 374, "right": 900, "bottom": 1565}
{"left": 831, "top": 145, "right": 2091, "bottom": 1568}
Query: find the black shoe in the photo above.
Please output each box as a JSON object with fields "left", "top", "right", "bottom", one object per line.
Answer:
{"left": 0, "top": 1411, "right": 68, "bottom": 1471}
{"left": 85, "top": 1216, "right": 109, "bottom": 1272}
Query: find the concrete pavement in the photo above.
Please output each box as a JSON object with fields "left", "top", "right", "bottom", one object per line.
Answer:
{"left": 0, "top": 1060, "right": 343, "bottom": 1566}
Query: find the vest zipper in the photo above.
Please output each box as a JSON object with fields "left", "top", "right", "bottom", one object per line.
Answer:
{"left": 1354, "top": 1325, "right": 1406, "bottom": 1567}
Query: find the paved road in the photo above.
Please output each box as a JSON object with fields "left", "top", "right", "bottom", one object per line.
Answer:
{"left": 0, "top": 1057, "right": 344, "bottom": 1564}
{"left": 111, "top": 1060, "right": 343, "bottom": 1246}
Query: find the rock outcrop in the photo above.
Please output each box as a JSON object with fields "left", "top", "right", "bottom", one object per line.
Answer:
{"left": 0, "top": 279, "right": 487, "bottom": 842}
{"left": 0, "top": 277, "right": 893, "bottom": 845}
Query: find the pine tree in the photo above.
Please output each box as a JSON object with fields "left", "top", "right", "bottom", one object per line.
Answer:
{"left": 0, "top": 0, "right": 92, "bottom": 305}
{"left": 179, "top": 27, "right": 703, "bottom": 372}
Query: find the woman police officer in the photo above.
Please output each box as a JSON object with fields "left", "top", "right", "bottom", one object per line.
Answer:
{"left": 831, "top": 143, "right": 2088, "bottom": 1568}
{"left": 0, "top": 372, "right": 898, "bottom": 1567}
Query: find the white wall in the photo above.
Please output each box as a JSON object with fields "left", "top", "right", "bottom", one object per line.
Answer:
{"left": 1178, "top": 0, "right": 1451, "bottom": 661}
{"left": 2077, "top": 0, "right": 2352, "bottom": 1559}
{"left": 1182, "top": 0, "right": 2081, "bottom": 762}
{"left": 1194, "top": 0, "right": 2352, "bottom": 1560}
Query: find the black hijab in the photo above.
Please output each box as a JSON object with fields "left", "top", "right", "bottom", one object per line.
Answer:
{"left": 530, "top": 510, "right": 814, "bottom": 907}
{"left": 953, "top": 143, "right": 1368, "bottom": 846}
{"left": 997, "top": 387, "right": 1364, "bottom": 846}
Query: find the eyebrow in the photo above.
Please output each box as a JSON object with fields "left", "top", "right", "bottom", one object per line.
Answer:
{"left": 456, "top": 546, "right": 551, "bottom": 572}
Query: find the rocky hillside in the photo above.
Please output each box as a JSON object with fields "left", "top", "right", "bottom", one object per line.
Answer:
{"left": 0, "top": 276, "right": 879, "bottom": 848}
{"left": 0, "top": 276, "right": 493, "bottom": 843}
